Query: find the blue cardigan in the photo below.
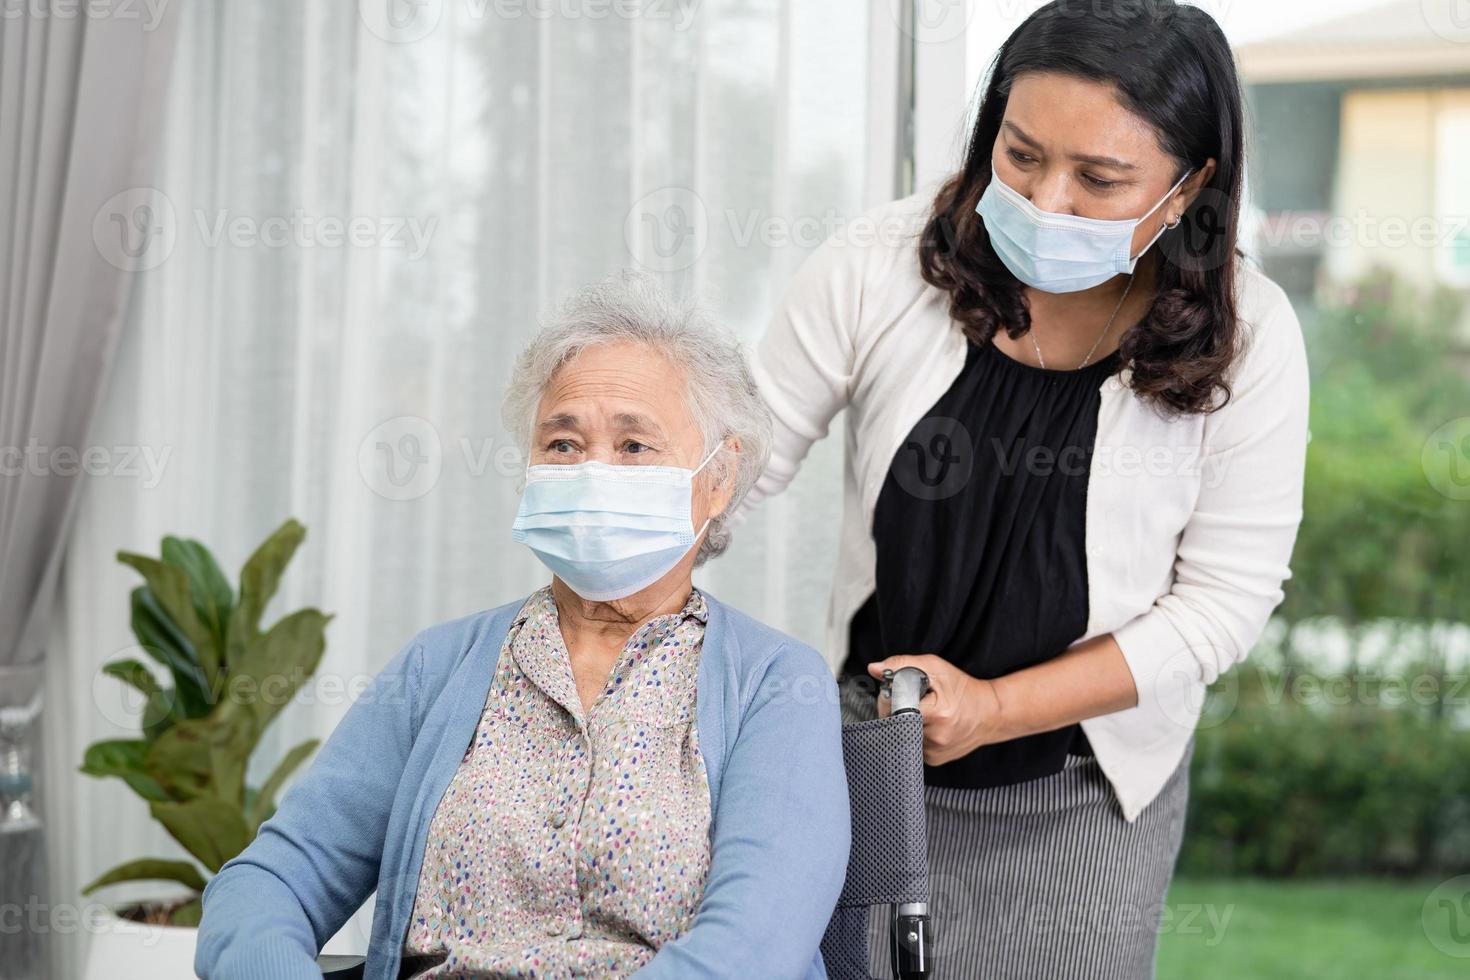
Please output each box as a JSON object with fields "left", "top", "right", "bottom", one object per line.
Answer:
{"left": 194, "top": 590, "right": 850, "bottom": 980}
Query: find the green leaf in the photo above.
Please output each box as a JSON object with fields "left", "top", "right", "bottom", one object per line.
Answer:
{"left": 247, "top": 738, "right": 319, "bottom": 830}
{"left": 134, "top": 589, "right": 218, "bottom": 720}
{"left": 230, "top": 608, "right": 332, "bottom": 735}
{"left": 143, "top": 710, "right": 257, "bottom": 804}
{"left": 149, "top": 795, "right": 253, "bottom": 873}
{"left": 161, "top": 537, "right": 234, "bottom": 660}
{"left": 97, "top": 658, "right": 179, "bottom": 740}
{"left": 242, "top": 785, "right": 263, "bottom": 823}
{"left": 80, "top": 738, "right": 148, "bottom": 774}
{"left": 95, "top": 521, "right": 335, "bottom": 890}
{"left": 79, "top": 739, "right": 170, "bottom": 802}
{"left": 140, "top": 689, "right": 182, "bottom": 742}
{"left": 80, "top": 858, "right": 208, "bottom": 896}
{"left": 225, "top": 520, "right": 307, "bottom": 671}
{"left": 130, "top": 587, "right": 212, "bottom": 718}
{"left": 141, "top": 616, "right": 330, "bottom": 809}
{"left": 139, "top": 719, "right": 214, "bottom": 801}
{"left": 169, "top": 897, "right": 203, "bottom": 927}
{"left": 101, "top": 659, "right": 162, "bottom": 698}
{"left": 121, "top": 550, "right": 221, "bottom": 702}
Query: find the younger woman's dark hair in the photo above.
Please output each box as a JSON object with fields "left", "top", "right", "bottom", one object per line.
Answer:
{"left": 919, "top": 0, "right": 1245, "bottom": 415}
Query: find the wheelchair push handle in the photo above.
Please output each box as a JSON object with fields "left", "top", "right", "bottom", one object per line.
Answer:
{"left": 882, "top": 666, "right": 929, "bottom": 716}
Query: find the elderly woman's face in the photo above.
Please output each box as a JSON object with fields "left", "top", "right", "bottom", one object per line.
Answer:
{"left": 531, "top": 339, "right": 735, "bottom": 528}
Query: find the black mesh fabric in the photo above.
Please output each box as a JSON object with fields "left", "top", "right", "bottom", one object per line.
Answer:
{"left": 820, "top": 905, "right": 875, "bottom": 980}
{"left": 832, "top": 713, "right": 930, "bottom": 907}
{"left": 820, "top": 712, "right": 930, "bottom": 980}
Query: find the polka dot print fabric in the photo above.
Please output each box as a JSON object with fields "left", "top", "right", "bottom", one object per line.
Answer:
{"left": 402, "top": 585, "right": 713, "bottom": 978}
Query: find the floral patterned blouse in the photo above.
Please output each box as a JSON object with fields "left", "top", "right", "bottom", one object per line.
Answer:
{"left": 401, "top": 585, "right": 713, "bottom": 978}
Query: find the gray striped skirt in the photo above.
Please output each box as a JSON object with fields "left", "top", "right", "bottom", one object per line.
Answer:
{"left": 840, "top": 683, "right": 1192, "bottom": 980}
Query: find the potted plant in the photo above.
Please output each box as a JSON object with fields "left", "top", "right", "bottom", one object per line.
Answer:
{"left": 78, "top": 518, "right": 331, "bottom": 978}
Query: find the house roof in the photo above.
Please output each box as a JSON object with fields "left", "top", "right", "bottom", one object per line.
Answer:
{"left": 1237, "top": 0, "right": 1470, "bottom": 83}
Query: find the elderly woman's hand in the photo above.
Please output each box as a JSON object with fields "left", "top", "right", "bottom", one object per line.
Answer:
{"left": 866, "top": 655, "right": 1004, "bottom": 766}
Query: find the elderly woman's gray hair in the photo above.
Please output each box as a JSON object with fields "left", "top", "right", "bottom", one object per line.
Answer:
{"left": 502, "top": 271, "right": 773, "bottom": 566}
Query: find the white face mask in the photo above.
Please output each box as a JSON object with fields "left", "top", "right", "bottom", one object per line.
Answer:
{"left": 511, "top": 445, "right": 720, "bottom": 602}
{"left": 976, "top": 167, "right": 1193, "bottom": 294}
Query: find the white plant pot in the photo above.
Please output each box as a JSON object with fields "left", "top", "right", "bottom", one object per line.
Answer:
{"left": 83, "top": 905, "right": 199, "bottom": 980}
{"left": 78, "top": 895, "right": 370, "bottom": 977}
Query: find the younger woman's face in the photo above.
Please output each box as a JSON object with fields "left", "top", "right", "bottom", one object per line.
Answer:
{"left": 991, "top": 71, "right": 1210, "bottom": 260}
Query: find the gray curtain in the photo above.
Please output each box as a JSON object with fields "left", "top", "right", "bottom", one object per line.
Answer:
{"left": 0, "top": 5, "right": 181, "bottom": 671}
{"left": 0, "top": 8, "right": 181, "bottom": 979}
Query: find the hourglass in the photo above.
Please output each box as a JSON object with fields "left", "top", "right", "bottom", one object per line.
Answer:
{"left": 1, "top": 663, "right": 46, "bottom": 980}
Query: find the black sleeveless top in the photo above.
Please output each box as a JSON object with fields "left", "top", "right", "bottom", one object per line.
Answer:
{"left": 842, "top": 335, "right": 1122, "bottom": 789}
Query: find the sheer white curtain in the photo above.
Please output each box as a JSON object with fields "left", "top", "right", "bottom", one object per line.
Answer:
{"left": 45, "top": 0, "right": 888, "bottom": 973}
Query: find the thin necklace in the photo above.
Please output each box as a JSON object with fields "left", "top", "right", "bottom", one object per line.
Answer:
{"left": 1029, "top": 274, "right": 1136, "bottom": 371}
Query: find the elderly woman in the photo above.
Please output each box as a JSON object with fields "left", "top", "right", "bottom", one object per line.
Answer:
{"left": 194, "top": 273, "right": 850, "bottom": 980}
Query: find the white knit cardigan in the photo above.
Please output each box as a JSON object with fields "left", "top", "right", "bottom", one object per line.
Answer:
{"left": 732, "top": 192, "right": 1310, "bottom": 821}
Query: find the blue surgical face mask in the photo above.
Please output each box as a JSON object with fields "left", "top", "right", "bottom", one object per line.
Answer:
{"left": 976, "top": 167, "right": 1193, "bottom": 294}
{"left": 511, "top": 444, "right": 720, "bottom": 601}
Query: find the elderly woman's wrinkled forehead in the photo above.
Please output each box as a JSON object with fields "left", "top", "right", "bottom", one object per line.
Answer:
{"left": 534, "top": 339, "right": 701, "bottom": 456}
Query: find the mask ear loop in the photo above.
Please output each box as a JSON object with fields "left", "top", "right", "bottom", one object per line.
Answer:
{"left": 690, "top": 442, "right": 722, "bottom": 479}
{"left": 521, "top": 446, "right": 543, "bottom": 493}
{"left": 688, "top": 442, "right": 725, "bottom": 543}
{"left": 1128, "top": 168, "right": 1195, "bottom": 263}
{"left": 1141, "top": 168, "right": 1195, "bottom": 223}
